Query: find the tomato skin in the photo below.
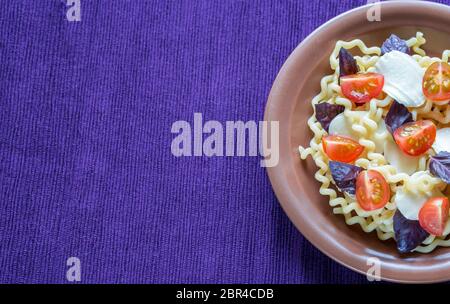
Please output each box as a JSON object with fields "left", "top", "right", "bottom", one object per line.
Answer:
{"left": 356, "top": 170, "right": 390, "bottom": 211}
{"left": 419, "top": 197, "right": 449, "bottom": 236}
{"left": 340, "top": 73, "right": 384, "bottom": 104}
{"left": 322, "top": 135, "right": 364, "bottom": 163}
{"left": 393, "top": 120, "right": 436, "bottom": 156}
{"left": 423, "top": 62, "right": 450, "bottom": 102}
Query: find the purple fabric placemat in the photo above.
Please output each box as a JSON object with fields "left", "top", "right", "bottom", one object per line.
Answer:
{"left": 0, "top": 0, "right": 448, "bottom": 284}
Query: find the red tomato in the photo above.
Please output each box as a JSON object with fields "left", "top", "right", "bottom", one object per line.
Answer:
{"left": 340, "top": 73, "right": 384, "bottom": 104}
{"left": 356, "top": 170, "right": 390, "bottom": 211}
{"left": 423, "top": 62, "right": 450, "bottom": 102}
{"left": 393, "top": 120, "right": 436, "bottom": 156}
{"left": 322, "top": 135, "right": 364, "bottom": 163}
{"left": 419, "top": 197, "right": 449, "bottom": 236}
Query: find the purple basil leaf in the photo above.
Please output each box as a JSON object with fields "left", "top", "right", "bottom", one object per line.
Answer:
{"left": 381, "top": 34, "right": 410, "bottom": 55}
{"left": 385, "top": 100, "right": 413, "bottom": 134}
{"left": 393, "top": 210, "right": 429, "bottom": 253}
{"left": 338, "top": 48, "right": 358, "bottom": 83}
{"left": 329, "top": 161, "right": 363, "bottom": 195}
{"left": 315, "top": 103, "right": 345, "bottom": 132}
{"left": 429, "top": 152, "right": 450, "bottom": 184}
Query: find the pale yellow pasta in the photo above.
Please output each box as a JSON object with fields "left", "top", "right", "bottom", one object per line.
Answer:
{"left": 299, "top": 32, "right": 450, "bottom": 253}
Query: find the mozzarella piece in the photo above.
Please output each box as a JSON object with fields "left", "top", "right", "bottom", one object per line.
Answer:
{"left": 329, "top": 112, "right": 388, "bottom": 154}
{"left": 395, "top": 186, "right": 442, "bottom": 220}
{"left": 375, "top": 51, "right": 425, "bottom": 107}
{"left": 433, "top": 128, "right": 450, "bottom": 153}
{"left": 384, "top": 140, "right": 420, "bottom": 175}
{"left": 328, "top": 113, "right": 358, "bottom": 140}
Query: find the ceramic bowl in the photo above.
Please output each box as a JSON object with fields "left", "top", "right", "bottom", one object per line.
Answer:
{"left": 265, "top": 1, "right": 450, "bottom": 283}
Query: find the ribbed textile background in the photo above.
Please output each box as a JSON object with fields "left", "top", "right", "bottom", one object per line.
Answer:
{"left": 0, "top": 0, "right": 448, "bottom": 284}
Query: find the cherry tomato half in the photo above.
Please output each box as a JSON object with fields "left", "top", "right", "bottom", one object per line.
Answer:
{"left": 340, "top": 73, "right": 384, "bottom": 105}
{"left": 393, "top": 120, "right": 436, "bottom": 156}
{"left": 423, "top": 62, "right": 450, "bottom": 102}
{"left": 356, "top": 170, "right": 390, "bottom": 211}
{"left": 322, "top": 135, "right": 364, "bottom": 163}
{"left": 419, "top": 197, "right": 449, "bottom": 236}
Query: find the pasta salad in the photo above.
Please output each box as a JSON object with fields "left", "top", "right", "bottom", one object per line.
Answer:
{"left": 299, "top": 32, "right": 450, "bottom": 253}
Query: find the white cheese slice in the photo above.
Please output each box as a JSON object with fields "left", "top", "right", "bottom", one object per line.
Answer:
{"left": 395, "top": 185, "right": 443, "bottom": 220}
{"left": 433, "top": 128, "right": 450, "bottom": 153}
{"left": 328, "top": 113, "right": 358, "bottom": 140}
{"left": 329, "top": 112, "right": 388, "bottom": 154}
{"left": 384, "top": 140, "right": 420, "bottom": 175}
{"left": 375, "top": 51, "right": 425, "bottom": 108}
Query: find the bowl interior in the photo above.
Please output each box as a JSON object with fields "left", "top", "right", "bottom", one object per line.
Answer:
{"left": 266, "top": 1, "right": 450, "bottom": 282}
